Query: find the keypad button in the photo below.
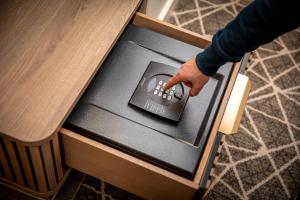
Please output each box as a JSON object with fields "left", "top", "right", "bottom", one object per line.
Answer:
{"left": 172, "top": 86, "right": 176, "bottom": 91}
{"left": 154, "top": 90, "right": 158, "bottom": 95}
{"left": 159, "top": 80, "right": 163, "bottom": 85}
{"left": 160, "top": 88, "right": 164, "bottom": 92}
{"left": 165, "top": 89, "right": 170, "bottom": 93}
{"left": 156, "top": 85, "right": 160, "bottom": 90}
{"left": 158, "top": 92, "right": 162, "bottom": 96}
{"left": 170, "top": 91, "right": 174, "bottom": 95}
{"left": 167, "top": 95, "right": 172, "bottom": 100}
{"left": 163, "top": 94, "right": 167, "bottom": 99}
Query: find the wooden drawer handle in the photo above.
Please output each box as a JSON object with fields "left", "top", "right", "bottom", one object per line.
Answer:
{"left": 219, "top": 74, "right": 251, "bottom": 135}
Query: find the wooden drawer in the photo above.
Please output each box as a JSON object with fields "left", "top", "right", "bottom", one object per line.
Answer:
{"left": 60, "top": 11, "right": 251, "bottom": 200}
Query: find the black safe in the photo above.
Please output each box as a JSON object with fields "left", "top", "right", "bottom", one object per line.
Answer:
{"left": 129, "top": 61, "right": 190, "bottom": 122}
{"left": 65, "top": 24, "right": 233, "bottom": 179}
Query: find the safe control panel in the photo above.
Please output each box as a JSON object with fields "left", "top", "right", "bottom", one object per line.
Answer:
{"left": 129, "top": 61, "right": 190, "bottom": 122}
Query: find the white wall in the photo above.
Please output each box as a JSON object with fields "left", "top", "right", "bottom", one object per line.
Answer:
{"left": 145, "top": 0, "right": 174, "bottom": 20}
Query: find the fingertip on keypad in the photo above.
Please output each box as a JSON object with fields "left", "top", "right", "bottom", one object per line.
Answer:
{"left": 153, "top": 80, "right": 177, "bottom": 101}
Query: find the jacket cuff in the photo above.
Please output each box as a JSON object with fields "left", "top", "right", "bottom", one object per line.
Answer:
{"left": 196, "top": 31, "right": 244, "bottom": 76}
{"left": 195, "top": 45, "right": 227, "bottom": 76}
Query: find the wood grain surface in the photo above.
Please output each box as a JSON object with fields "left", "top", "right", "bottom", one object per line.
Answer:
{"left": 133, "top": 12, "right": 212, "bottom": 48}
{"left": 61, "top": 128, "right": 198, "bottom": 200}
{"left": 0, "top": 0, "right": 141, "bottom": 143}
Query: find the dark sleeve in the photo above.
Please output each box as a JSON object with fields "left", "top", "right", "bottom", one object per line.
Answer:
{"left": 195, "top": 0, "right": 300, "bottom": 76}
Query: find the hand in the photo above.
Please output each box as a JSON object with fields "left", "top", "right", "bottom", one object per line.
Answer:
{"left": 164, "top": 58, "right": 209, "bottom": 96}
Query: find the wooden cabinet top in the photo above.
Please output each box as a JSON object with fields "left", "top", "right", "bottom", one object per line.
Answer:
{"left": 0, "top": 0, "right": 141, "bottom": 143}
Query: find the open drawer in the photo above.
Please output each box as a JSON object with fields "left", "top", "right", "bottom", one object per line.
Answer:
{"left": 60, "top": 12, "right": 251, "bottom": 200}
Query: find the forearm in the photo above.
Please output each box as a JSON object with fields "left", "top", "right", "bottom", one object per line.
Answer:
{"left": 196, "top": 0, "right": 300, "bottom": 76}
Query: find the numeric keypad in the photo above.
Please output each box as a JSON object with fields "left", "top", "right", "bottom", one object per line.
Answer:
{"left": 153, "top": 80, "right": 176, "bottom": 101}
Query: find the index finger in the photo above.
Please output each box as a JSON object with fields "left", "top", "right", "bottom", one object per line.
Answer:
{"left": 164, "top": 74, "right": 181, "bottom": 90}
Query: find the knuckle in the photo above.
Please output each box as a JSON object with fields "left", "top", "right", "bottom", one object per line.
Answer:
{"left": 193, "top": 83, "right": 203, "bottom": 90}
{"left": 175, "top": 72, "right": 181, "bottom": 79}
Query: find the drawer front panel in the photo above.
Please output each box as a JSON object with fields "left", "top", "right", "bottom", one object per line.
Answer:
{"left": 61, "top": 129, "right": 197, "bottom": 200}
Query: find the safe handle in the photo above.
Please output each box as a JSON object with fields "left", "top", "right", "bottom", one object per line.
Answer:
{"left": 218, "top": 74, "right": 252, "bottom": 135}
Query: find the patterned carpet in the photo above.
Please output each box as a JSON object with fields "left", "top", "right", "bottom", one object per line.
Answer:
{"left": 165, "top": 0, "right": 300, "bottom": 199}
{"left": 1, "top": 1, "right": 299, "bottom": 200}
